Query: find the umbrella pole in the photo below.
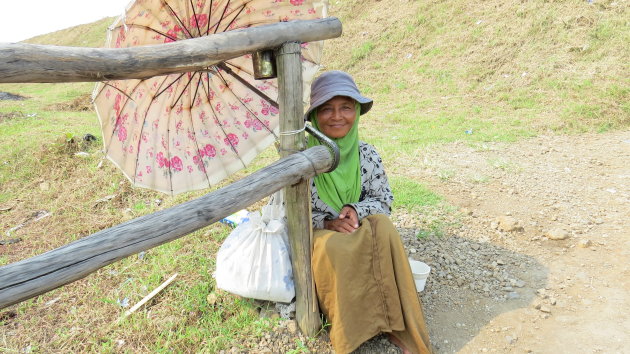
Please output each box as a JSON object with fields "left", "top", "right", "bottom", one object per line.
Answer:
{"left": 276, "top": 42, "right": 321, "bottom": 336}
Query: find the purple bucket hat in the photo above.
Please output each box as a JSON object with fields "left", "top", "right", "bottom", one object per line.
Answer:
{"left": 304, "top": 70, "right": 373, "bottom": 120}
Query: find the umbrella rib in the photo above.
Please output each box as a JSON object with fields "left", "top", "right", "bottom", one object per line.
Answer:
{"left": 187, "top": 72, "right": 212, "bottom": 187}
{"left": 203, "top": 72, "right": 247, "bottom": 169}
{"left": 160, "top": 0, "right": 194, "bottom": 39}
{"left": 154, "top": 73, "right": 187, "bottom": 101}
{"left": 216, "top": 70, "right": 277, "bottom": 138}
{"left": 102, "top": 81, "right": 143, "bottom": 159}
{"left": 211, "top": 0, "right": 231, "bottom": 34}
{"left": 190, "top": 70, "right": 203, "bottom": 110}
{"left": 217, "top": 63, "right": 278, "bottom": 109}
{"left": 170, "top": 73, "right": 196, "bottom": 109}
{"left": 189, "top": 0, "right": 203, "bottom": 37}
{"left": 221, "top": 3, "right": 247, "bottom": 33}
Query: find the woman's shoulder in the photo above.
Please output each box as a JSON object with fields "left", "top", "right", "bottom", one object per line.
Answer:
{"left": 358, "top": 141, "right": 384, "bottom": 167}
{"left": 359, "top": 141, "right": 382, "bottom": 158}
{"left": 359, "top": 141, "right": 379, "bottom": 154}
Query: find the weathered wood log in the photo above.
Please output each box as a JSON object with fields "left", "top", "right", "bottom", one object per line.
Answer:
{"left": 276, "top": 42, "right": 321, "bottom": 336}
{"left": 0, "top": 146, "right": 333, "bottom": 309}
{"left": 0, "top": 18, "right": 342, "bottom": 83}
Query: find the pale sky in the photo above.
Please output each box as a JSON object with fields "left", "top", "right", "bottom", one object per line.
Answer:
{"left": 0, "top": 0, "right": 132, "bottom": 43}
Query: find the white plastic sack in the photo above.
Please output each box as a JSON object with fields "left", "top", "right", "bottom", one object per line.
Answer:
{"left": 215, "top": 192, "right": 295, "bottom": 303}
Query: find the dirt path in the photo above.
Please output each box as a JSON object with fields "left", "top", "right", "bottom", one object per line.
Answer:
{"left": 400, "top": 130, "right": 630, "bottom": 353}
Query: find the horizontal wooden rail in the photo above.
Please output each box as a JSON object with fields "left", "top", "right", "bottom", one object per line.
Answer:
{"left": 0, "top": 145, "right": 333, "bottom": 309}
{"left": 0, "top": 18, "right": 341, "bottom": 83}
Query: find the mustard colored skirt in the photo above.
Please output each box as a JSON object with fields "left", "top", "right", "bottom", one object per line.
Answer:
{"left": 312, "top": 214, "right": 433, "bottom": 354}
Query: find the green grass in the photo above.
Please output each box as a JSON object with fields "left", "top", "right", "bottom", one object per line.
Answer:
{"left": 390, "top": 176, "right": 441, "bottom": 209}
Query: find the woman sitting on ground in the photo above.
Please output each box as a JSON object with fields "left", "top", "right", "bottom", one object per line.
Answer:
{"left": 306, "top": 70, "right": 433, "bottom": 354}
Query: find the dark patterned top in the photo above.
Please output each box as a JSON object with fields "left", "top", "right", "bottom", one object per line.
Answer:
{"left": 311, "top": 141, "right": 394, "bottom": 229}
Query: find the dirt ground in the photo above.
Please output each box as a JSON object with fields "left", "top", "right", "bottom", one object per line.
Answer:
{"left": 403, "top": 130, "right": 630, "bottom": 353}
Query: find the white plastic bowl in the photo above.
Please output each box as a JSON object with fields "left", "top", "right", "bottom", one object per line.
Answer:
{"left": 408, "top": 259, "right": 431, "bottom": 292}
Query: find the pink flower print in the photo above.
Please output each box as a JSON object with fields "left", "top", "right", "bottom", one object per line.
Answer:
{"left": 260, "top": 101, "right": 278, "bottom": 116}
{"left": 176, "top": 120, "right": 183, "bottom": 132}
{"left": 146, "top": 166, "right": 152, "bottom": 174}
{"left": 204, "top": 144, "right": 217, "bottom": 157}
{"left": 224, "top": 133, "right": 239, "bottom": 147}
{"left": 165, "top": 30, "right": 177, "bottom": 43}
{"left": 215, "top": 103, "right": 223, "bottom": 113}
{"left": 117, "top": 126, "right": 127, "bottom": 142}
{"left": 176, "top": 104, "right": 183, "bottom": 115}
{"left": 242, "top": 132, "right": 249, "bottom": 140}
{"left": 308, "top": 8, "right": 316, "bottom": 14}
{"left": 242, "top": 96, "right": 253, "bottom": 103}
{"left": 156, "top": 152, "right": 166, "bottom": 168}
{"left": 229, "top": 103, "right": 239, "bottom": 111}
{"left": 142, "top": 134, "right": 149, "bottom": 143}
{"left": 281, "top": 16, "right": 289, "bottom": 22}
{"left": 263, "top": 10, "right": 273, "bottom": 17}
{"left": 187, "top": 130, "right": 196, "bottom": 141}
{"left": 220, "top": 148, "right": 227, "bottom": 156}
{"left": 128, "top": 145, "right": 134, "bottom": 154}
{"left": 115, "top": 27, "right": 126, "bottom": 48}
{"left": 290, "top": 10, "right": 302, "bottom": 16}
{"left": 199, "top": 111, "right": 207, "bottom": 123}
{"left": 187, "top": 165, "right": 193, "bottom": 173}
{"left": 105, "top": 89, "right": 111, "bottom": 99}
{"left": 114, "top": 94, "right": 122, "bottom": 115}
{"left": 170, "top": 156, "right": 183, "bottom": 171}
{"left": 190, "top": 14, "right": 209, "bottom": 28}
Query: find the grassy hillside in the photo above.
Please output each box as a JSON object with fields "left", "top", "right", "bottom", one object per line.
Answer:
{"left": 24, "top": 17, "right": 115, "bottom": 47}
{"left": 325, "top": 0, "right": 628, "bottom": 160}
{"left": 0, "top": 0, "right": 628, "bottom": 351}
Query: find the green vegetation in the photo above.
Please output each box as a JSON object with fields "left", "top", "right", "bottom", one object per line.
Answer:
{"left": 1, "top": 0, "right": 628, "bottom": 351}
{"left": 390, "top": 176, "right": 442, "bottom": 210}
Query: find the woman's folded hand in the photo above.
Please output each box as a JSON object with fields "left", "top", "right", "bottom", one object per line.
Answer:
{"left": 324, "top": 206, "right": 359, "bottom": 234}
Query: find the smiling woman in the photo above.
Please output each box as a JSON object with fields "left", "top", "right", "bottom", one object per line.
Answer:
{"left": 305, "top": 71, "right": 433, "bottom": 354}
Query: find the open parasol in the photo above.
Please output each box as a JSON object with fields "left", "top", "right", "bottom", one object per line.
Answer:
{"left": 93, "top": 0, "right": 327, "bottom": 195}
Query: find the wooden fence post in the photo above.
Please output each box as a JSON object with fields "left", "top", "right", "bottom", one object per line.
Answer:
{"left": 276, "top": 41, "right": 321, "bottom": 336}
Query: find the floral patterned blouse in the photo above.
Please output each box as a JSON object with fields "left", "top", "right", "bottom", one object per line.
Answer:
{"left": 311, "top": 141, "right": 394, "bottom": 229}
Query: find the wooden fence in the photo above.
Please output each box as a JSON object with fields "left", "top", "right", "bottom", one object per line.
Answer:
{"left": 0, "top": 17, "right": 342, "bottom": 336}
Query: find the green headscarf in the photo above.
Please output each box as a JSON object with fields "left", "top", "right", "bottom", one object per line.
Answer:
{"left": 307, "top": 102, "right": 362, "bottom": 212}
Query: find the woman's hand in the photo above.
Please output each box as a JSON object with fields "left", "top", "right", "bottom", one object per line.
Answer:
{"left": 324, "top": 206, "right": 359, "bottom": 234}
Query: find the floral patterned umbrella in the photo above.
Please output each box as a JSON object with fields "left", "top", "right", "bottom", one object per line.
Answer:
{"left": 92, "top": 0, "right": 327, "bottom": 195}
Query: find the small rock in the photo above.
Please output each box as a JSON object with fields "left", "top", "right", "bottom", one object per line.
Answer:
{"left": 545, "top": 228, "right": 569, "bottom": 240}
{"left": 207, "top": 293, "right": 218, "bottom": 306}
{"left": 539, "top": 305, "right": 552, "bottom": 313}
{"left": 286, "top": 320, "right": 297, "bottom": 334}
{"left": 39, "top": 182, "right": 50, "bottom": 191}
{"left": 460, "top": 208, "right": 473, "bottom": 216}
{"left": 506, "top": 335, "right": 518, "bottom": 344}
{"left": 498, "top": 216, "right": 522, "bottom": 232}
{"left": 577, "top": 239, "right": 592, "bottom": 248}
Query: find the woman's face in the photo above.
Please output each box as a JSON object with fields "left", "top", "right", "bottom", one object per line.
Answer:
{"left": 315, "top": 96, "right": 357, "bottom": 139}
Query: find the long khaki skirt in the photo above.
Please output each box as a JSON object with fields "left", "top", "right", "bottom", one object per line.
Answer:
{"left": 312, "top": 214, "right": 433, "bottom": 354}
